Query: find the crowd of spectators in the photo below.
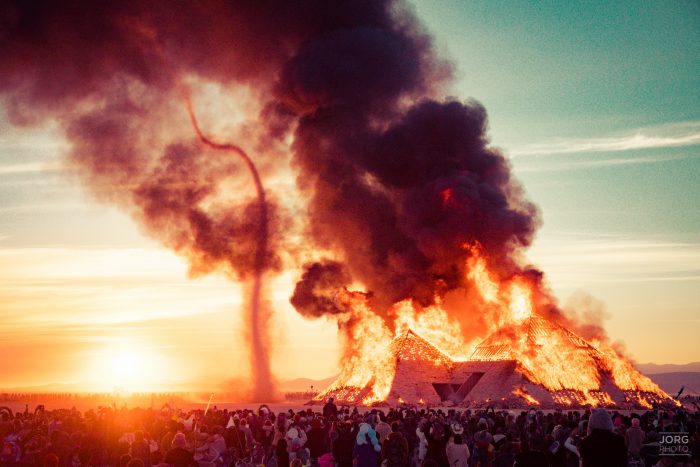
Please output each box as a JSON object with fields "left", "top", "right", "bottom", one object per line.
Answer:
{"left": 0, "top": 398, "right": 698, "bottom": 467}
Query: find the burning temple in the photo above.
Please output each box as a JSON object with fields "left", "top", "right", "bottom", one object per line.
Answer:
{"left": 315, "top": 315, "right": 674, "bottom": 409}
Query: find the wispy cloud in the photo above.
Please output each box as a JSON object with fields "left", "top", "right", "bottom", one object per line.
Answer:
{"left": 529, "top": 234, "right": 700, "bottom": 288}
{"left": 0, "top": 161, "right": 64, "bottom": 175}
{"left": 510, "top": 121, "right": 700, "bottom": 157}
{"left": 514, "top": 153, "right": 694, "bottom": 173}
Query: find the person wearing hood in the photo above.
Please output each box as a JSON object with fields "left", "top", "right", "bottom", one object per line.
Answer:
{"left": 285, "top": 425, "right": 308, "bottom": 461}
{"left": 625, "top": 417, "right": 645, "bottom": 460}
{"left": 472, "top": 418, "right": 493, "bottom": 467}
{"left": 375, "top": 413, "right": 391, "bottom": 443}
{"left": 353, "top": 422, "right": 381, "bottom": 467}
{"left": 579, "top": 409, "right": 626, "bottom": 467}
{"left": 381, "top": 421, "right": 410, "bottom": 467}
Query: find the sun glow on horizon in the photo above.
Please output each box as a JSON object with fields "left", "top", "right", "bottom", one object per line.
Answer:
{"left": 88, "top": 342, "right": 170, "bottom": 393}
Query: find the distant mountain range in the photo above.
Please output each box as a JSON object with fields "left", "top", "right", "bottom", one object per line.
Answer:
{"left": 646, "top": 372, "right": 700, "bottom": 396}
{"left": 279, "top": 376, "right": 337, "bottom": 393}
{"left": 637, "top": 361, "right": 700, "bottom": 374}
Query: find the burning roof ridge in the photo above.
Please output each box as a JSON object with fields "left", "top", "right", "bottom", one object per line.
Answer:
{"left": 391, "top": 328, "right": 453, "bottom": 362}
{"left": 469, "top": 313, "right": 603, "bottom": 361}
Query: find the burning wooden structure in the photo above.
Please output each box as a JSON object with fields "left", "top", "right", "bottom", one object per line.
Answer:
{"left": 315, "top": 315, "right": 673, "bottom": 409}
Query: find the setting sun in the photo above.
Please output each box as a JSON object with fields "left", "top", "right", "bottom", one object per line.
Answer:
{"left": 89, "top": 343, "right": 167, "bottom": 393}
{"left": 110, "top": 350, "right": 138, "bottom": 380}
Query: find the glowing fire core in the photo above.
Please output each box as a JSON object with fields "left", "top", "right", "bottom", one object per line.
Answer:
{"left": 317, "top": 246, "right": 672, "bottom": 408}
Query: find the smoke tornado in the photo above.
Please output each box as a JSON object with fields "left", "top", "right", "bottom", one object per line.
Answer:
{"left": 185, "top": 98, "right": 273, "bottom": 400}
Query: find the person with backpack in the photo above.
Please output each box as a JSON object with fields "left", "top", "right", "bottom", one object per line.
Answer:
{"left": 472, "top": 419, "right": 493, "bottom": 467}
{"left": 381, "top": 422, "right": 409, "bottom": 467}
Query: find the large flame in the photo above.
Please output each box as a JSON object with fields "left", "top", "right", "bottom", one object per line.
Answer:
{"left": 392, "top": 300, "right": 471, "bottom": 361}
{"left": 318, "top": 244, "right": 672, "bottom": 407}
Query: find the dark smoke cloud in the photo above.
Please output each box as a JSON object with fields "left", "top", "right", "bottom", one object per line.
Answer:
{"left": 282, "top": 90, "right": 539, "bottom": 311}
{"left": 290, "top": 261, "right": 352, "bottom": 318}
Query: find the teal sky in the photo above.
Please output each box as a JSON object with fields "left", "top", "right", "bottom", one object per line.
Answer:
{"left": 415, "top": 0, "right": 700, "bottom": 143}
{"left": 412, "top": 0, "right": 700, "bottom": 363}
{"left": 0, "top": 0, "right": 698, "bottom": 389}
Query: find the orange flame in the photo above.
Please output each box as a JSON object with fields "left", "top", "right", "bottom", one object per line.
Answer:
{"left": 392, "top": 299, "right": 472, "bottom": 361}
{"left": 318, "top": 243, "right": 672, "bottom": 408}
{"left": 512, "top": 387, "right": 539, "bottom": 405}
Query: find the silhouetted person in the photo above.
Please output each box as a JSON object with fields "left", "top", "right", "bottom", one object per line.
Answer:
{"left": 514, "top": 436, "right": 549, "bottom": 467}
{"left": 332, "top": 422, "right": 354, "bottom": 467}
{"left": 322, "top": 398, "right": 338, "bottom": 419}
{"left": 382, "top": 421, "right": 410, "bottom": 467}
{"left": 580, "top": 409, "right": 626, "bottom": 467}
{"left": 275, "top": 438, "right": 290, "bottom": 467}
{"left": 130, "top": 431, "right": 151, "bottom": 466}
{"left": 164, "top": 433, "right": 194, "bottom": 467}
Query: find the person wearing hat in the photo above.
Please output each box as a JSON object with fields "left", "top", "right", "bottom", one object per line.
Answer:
{"left": 580, "top": 408, "right": 626, "bottom": 467}
{"left": 260, "top": 418, "right": 275, "bottom": 461}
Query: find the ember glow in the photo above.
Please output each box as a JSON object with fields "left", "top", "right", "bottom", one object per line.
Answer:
{"left": 315, "top": 247, "right": 671, "bottom": 407}
{"left": 512, "top": 387, "right": 539, "bottom": 406}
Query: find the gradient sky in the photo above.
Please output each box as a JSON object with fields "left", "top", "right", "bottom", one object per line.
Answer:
{"left": 1, "top": 0, "right": 698, "bottom": 392}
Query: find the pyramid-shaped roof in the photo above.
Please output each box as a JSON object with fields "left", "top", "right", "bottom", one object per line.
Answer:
{"left": 389, "top": 329, "right": 454, "bottom": 366}
{"left": 314, "top": 318, "right": 674, "bottom": 409}
{"left": 315, "top": 329, "right": 452, "bottom": 405}
{"left": 470, "top": 314, "right": 598, "bottom": 361}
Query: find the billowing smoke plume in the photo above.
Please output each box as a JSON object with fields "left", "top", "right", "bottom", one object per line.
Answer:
{"left": 287, "top": 100, "right": 539, "bottom": 312}
{"left": 0, "top": 0, "right": 312, "bottom": 399}
{"left": 290, "top": 261, "right": 352, "bottom": 318}
{"left": 271, "top": 10, "right": 540, "bottom": 316}
{"left": 2, "top": 0, "right": 580, "bottom": 395}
